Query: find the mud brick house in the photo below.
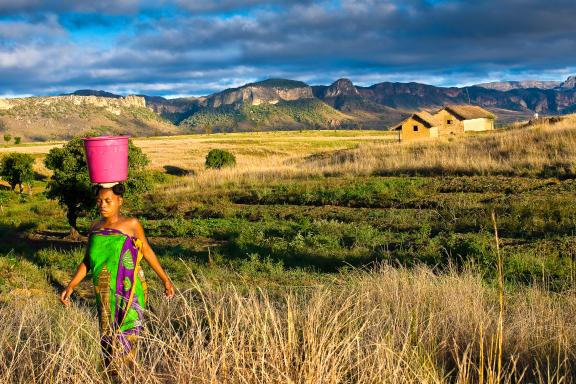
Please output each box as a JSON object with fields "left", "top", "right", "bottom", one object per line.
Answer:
{"left": 396, "top": 105, "right": 495, "bottom": 142}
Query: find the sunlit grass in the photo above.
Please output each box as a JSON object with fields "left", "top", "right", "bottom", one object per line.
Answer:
{"left": 1, "top": 266, "right": 575, "bottom": 383}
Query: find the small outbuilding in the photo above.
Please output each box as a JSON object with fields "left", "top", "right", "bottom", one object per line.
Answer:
{"left": 396, "top": 111, "right": 443, "bottom": 142}
{"left": 435, "top": 105, "right": 495, "bottom": 134}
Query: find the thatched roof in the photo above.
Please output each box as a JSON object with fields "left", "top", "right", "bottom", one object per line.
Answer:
{"left": 411, "top": 111, "right": 443, "bottom": 128}
{"left": 441, "top": 105, "right": 495, "bottom": 120}
{"left": 395, "top": 111, "right": 442, "bottom": 130}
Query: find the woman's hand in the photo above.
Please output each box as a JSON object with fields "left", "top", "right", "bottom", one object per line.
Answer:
{"left": 163, "top": 280, "right": 175, "bottom": 299}
{"left": 60, "top": 287, "right": 73, "bottom": 307}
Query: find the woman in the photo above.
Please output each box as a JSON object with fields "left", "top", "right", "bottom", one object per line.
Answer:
{"left": 60, "top": 183, "right": 174, "bottom": 373}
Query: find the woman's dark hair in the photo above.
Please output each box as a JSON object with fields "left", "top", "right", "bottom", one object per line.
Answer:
{"left": 92, "top": 183, "right": 126, "bottom": 197}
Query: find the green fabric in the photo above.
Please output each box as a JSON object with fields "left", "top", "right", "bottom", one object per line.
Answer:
{"left": 87, "top": 232, "right": 146, "bottom": 333}
{"left": 89, "top": 234, "right": 125, "bottom": 326}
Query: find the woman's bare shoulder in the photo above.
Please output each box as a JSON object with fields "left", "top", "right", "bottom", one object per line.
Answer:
{"left": 120, "top": 216, "right": 143, "bottom": 237}
{"left": 122, "top": 216, "right": 141, "bottom": 227}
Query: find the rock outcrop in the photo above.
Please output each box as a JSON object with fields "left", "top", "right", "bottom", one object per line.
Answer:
{"left": 204, "top": 79, "right": 314, "bottom": 108}
{"left": 0, "top": 95, "right": 146, "bottom": 112}
{"left": 560, "top": 76, "right": 576, "bottom": 89}
{"left": 475, "top": 81, "right": 561, "bottom": 91}
{"left": 322, "top": 78, "right": 360, "bottom": 98}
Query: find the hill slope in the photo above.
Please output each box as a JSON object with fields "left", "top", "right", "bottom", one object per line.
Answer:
{"left": 0, "top": 95, "right": 182, "bottom": 142}
{"left": 180, "top": 98, "right": 351, "bottom": 133}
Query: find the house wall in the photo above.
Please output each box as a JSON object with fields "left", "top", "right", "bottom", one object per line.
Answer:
{"left": 434, "top": 109, "right": 465, "bottom": 136}
{"left": 401, "top": 117, "right": 432, "bottom": 141}
{"left": 463, "top": 118, "right": 494, "bottom": 132}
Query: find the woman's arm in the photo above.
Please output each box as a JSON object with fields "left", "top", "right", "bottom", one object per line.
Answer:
{"left": 132, "top": 218, "right": 175, "bottom": 298}
{"left": 60, "top": 220, "right": 97, "bottom": 306}
{"left": 60, "top": 261, "right": 88, "bottom": 306}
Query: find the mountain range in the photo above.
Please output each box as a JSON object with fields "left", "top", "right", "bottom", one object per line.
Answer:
{"left": 1, "top": 76, "right": 576, "bottom": 141}
{"left": 142, "top": 75, "right": 576, "bottom": 131}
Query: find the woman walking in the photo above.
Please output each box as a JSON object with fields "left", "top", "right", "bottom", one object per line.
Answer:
{"left": 60, "top": 183, "right": 174, "bottom": 377}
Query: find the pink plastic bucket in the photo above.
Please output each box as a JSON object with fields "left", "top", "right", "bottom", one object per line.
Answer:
{"left": 82, "top": 136, "right": 129, "bottom": 183}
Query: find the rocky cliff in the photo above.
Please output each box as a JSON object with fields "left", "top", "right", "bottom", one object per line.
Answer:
{"left": 204, "top": 79, "right": 314, "bottom": 108}
{"left": 475, "top": 80, "right": 561, "bottom": 91}
{"left": 560, "top": 76, "right": 576, "bottom": 89}
{"left": 145, "top": 96, "right": 202, "bottom": 123}
{"left": 0, "top": 95, "right": 147, "bottom": 115}
{"left": 314, "top": 78, "right": 360, "bottom": 98}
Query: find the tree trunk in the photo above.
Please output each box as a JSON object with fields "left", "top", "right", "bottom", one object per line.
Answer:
{"left": 68, "top": 226, "right": 81, "bottom": 239}
{"left": 67, "top": 209, "right": 81, "bottom": 240}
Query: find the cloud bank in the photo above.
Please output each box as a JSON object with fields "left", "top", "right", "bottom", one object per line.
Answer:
{"left": 0, "top": 0, "right": 575, "bottom": 97}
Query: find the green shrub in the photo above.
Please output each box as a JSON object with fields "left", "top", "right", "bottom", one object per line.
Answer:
{"left": 205, "top": 149, "right": 236, "bottom": 169}
{"left": 0, "top": 152, "right": 34, "bottom": 193}
{"left": 3, "top": 134, "right": 11, "bottom": 143}
{"left": 14, "top": 137, "right": 21, "bottom": 145}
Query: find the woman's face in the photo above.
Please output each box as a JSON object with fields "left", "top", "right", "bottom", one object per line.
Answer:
{"left": 96, "top": 189, "right": 122, "bottom": 218}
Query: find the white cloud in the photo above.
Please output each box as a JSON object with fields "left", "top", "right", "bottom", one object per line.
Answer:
{"left": 0, "top": 14, "right": 65, "bottom": 41}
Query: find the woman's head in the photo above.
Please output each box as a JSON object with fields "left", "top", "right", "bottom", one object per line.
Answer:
{"left": 94, "top": 183, "right": 125, "bottom": 218}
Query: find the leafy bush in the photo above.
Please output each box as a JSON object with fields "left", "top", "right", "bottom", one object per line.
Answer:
{"left": 3, "top": 134, "right": 11, "bottom": 143}
{"left": 14, "top": 137, "right": 21, "bottom": 145}
{"left": 44, "top": 136, "right": 150, "bottom": 235}
{"left": 205, "top": 149, "right": 236, "bottom": 169}
{"left": 0, "top": 153, "right": 34, "bottom": 193}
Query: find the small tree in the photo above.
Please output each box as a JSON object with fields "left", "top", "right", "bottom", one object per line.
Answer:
{"left": 205, "top": 149, "right": 236, "bottom": 169}
{"left": 0, "top": 153, "right": 34, "bottom": 193}
{"left": 44, "top": 137, "right": 150, "bottom": 237}
{"left": 3, "top": 134, "right": 11, "bottom": 143}
{"left": 14, "top": 137, "right": 21, "bottom": 145}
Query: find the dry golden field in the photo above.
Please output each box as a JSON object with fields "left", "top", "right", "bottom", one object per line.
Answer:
{"left": 0, "top": 129, "right": 397, "bottom": 190}
{"left": 4, "top": 116, "right": 576, "bottom": 192}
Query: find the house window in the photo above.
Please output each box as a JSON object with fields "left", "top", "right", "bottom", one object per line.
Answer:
{"left": 413, "top": 125, "right": 418, "bottom": 132}
{"left": 447, "top": 119, "right": 452, "bottom": 125}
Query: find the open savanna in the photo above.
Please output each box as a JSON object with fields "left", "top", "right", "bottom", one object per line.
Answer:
{"left": 2, "top": 121, "right": 576, "bottom": 383}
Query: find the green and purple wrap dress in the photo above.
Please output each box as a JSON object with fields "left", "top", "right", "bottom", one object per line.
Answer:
{"left": 85, "top": 227, "right": 147, "bottom": 362}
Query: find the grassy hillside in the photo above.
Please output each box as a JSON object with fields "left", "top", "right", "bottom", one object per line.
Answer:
{"left": 0, "top": 97, "right": 182, "bottom": 142}
{"left": 2, "top": 121, "right": 576, "bottom": 382}
{"left": 179, "top": 99, "right": 352, "bottom": 133}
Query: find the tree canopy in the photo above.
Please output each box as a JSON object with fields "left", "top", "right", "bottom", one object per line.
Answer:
{"left": 0, "top": 152, "right": 34, "bottom": 193}
{"left": 205, "top": 149, "right": 236, "bottom": 169}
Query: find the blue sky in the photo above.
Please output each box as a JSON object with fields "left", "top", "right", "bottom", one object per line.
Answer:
{"left": 0, "top": 0, "right": 575, "bottom": 98}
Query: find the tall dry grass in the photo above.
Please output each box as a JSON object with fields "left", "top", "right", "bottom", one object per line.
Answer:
{"left": 309, "top": 115, "right": 576, "bottom": 178}
{"left": 2, "top": 266, "right": 575, "bottom": 383}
